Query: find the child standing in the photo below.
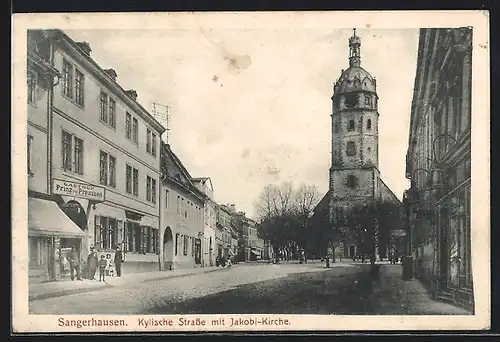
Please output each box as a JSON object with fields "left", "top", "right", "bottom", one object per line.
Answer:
{"left": 98, "top": 255, "right": 108, "bottom": 282}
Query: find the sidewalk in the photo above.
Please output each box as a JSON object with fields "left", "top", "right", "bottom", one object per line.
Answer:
{"left": 371, "top": 264, "right": 471, "bottom": 315}
{"left": 29, "top": 265, "right": 224, "bottom": 301}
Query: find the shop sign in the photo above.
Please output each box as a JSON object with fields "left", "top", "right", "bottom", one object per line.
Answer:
{"left": 390, "top": 229, "right": 406, "bottom": 237}
{"left": 53, "top": 179, "right": 105, "bottom": 201}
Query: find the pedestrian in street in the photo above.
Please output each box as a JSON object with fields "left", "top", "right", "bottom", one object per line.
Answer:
{"left": 114, "top": 247, "right": 123, "bottom": 277}
{"left": 87, "top": 248, "right": 98, "bottom": 280}
{"left": 68, "top": 247, "right": 82, "bottom": 281}
{"left": 98, "top": 255, "right": 108, "bottom": 282}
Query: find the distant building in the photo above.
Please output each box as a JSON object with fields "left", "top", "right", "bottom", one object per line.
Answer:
{"left": 159, "top": 142, "right": 205, "bottom": 270}
{"left": 192, "top": 177, "right": 217, "bottom": 267}
{"left": 216, "top": 205, "right": 234, "bottom": 260}
{"left": 404, "top": 28, "right": 472, "bottom": 310}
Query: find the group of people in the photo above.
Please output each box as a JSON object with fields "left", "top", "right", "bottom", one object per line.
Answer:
{"left": 65, "top": 246, "right": 124, "bottom": 282}
{"left": 86, "top": 247, "right": 124, "bottom": 282}
{"left": 215, "top": 255, "right": 232, "bottom": 268}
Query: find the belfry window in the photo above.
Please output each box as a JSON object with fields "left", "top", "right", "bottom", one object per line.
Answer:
{"left": 364, "top": 95, "right": 371, "bottom": 106}
{"left": 346, "top": 141, "right": 356, "bottom": 156}
{"left": 344, "top": 94, "right": 357, "bottom": 108}
{"left": 367, "top": 119, "right": 372, "bottom": 130}
{"left": 348, "top": 119, "right": 355, "bottom": 131}
{"left": 334, "top": 120, "right": 340, "bottom": 133}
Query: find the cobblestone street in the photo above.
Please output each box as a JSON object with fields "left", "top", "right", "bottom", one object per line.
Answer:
{"left": 29, "top": 262, "right": 470, "bottom": 316}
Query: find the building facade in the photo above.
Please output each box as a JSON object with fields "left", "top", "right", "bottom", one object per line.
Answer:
{"left": 326, "top": 29, "right": 401, "bottom": 260}
{"left": 159, "top": 142, "right": 205, "bottom": 270}
{"left": 44, "top": 30, "right": 166, "bottom": 275}
{"left": 192, "top": 177, "right": 217, "bottom": 267}
{"left": 217, "top": 205, "right": 234, "bottom": 260}
{"left": 404, "top": 28, "right": 473, "bottom": 310}
{"left": 27, "top": 30, "right": 85, "bottom": 283}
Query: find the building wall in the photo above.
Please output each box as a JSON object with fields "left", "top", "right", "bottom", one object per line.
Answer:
{"left": 405, "top": 27, "right": 473, "bottom": 308}
{"left": 202, "top": 200, "right": 217, "bottom": 267}
{"left": 50, "top": 36, "right": 164, "bottom": 273}
{"left": 160, "top": 181, "right": 204, "bottom": 270}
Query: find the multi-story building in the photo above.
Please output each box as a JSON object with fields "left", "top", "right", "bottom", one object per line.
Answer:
{"left": 27, "top": 30, "right": 85, "bottom": 283}
{"left": 39, "top": 29, "right": 167, "bottom": 276}
{"left": 404, "top": 27, "right": 473, "bottom": 310}
{"left": 192, "top": 177, "right": 217, "bottom": 267}
{"left": 217, "top": 205, "right": 234, "bottom": 260}
{"left": 159, "top": 142, "right": 205, "bottom": 270}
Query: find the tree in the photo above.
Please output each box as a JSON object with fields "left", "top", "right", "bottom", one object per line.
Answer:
{"left": 291, "top": 184, "right": 320, "bottom": 262}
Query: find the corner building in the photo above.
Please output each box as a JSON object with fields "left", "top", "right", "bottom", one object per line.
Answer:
{"left": 47, "top": 29, "right": 166, "bottom": 274}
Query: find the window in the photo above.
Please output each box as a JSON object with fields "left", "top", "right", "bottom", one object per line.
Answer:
{"left": 165, "top": 189, "right": 169, "bottom": 209}
{"left": 175, "top": 234, "right": 179, "bottom": 255}
{"left": 94, "top": 216, "right": 119, "bottom": 251}
{"left": 75, "top": 69, "right": 85, "bottom": 106}
{"left": 364, "top": 95, "right": 371, "bottom": 106}
{"left": 346, "top": 175, "right": 358, "bottom": 188}
{"left": 346, "top": 141, "right": 356, "bottom": 156}
{"left": 27, "top": 135, "right": 33, "bottom": 175}
{"left": 183, "top": 235, "right": 189, "bottom": 256}
{"left": 146, "top": 176, "right": 156, "bottom": 203}
{"left": 62, "top": 59, "right": 73, "bottom": 99}
{"left": 126, "top": 165, "right": 139, "bottom": 195}
{"left": 99, "top": 151, "right": 116, "bottom": 187}
{"left": 344, "top": 94, "right": 357, "bottom": 108}
{"left": 100, "top": 91, "right": 108, "bottom": 123}
{"left": 108, "top": 98, "right": 116, "bottom": 129}
{"left": 132, "top": 118, "right": 139, "bottom": 144}
{"left": 176, "top": 196, "right": 181, "bottom": 215}
{"left": 125, "top": 112, "right": 132, "bottom": 140}
{"left": 146, "top": 128, "right": 152, "bottom": 154}
{"left": 367, "top": 119, "right": 372, "bottom": 130}
{"left": 334, "top": 120, "right": 340, "bottom": 133}
{"left": 348, "top": 119, "right": 355, "bottom": 131}
{"left": 27, "top": 70, "right": 37, "bottom": 104}
{"left": 61, "top": 130, "right": 84, "bottom": 174}
{"left": 152, "top": 133, "right": 157, "bottom": 157}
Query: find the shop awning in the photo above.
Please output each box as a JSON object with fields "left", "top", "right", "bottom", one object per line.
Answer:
{"left": 28, "top": 198, "right": 85, "bottom": 238}
{"left": 251, "top": 250, "right": 260, "bottom": 256}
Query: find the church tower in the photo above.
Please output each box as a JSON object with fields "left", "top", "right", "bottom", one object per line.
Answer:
{"left": 329, "top": 29, "right": 381, "bottom": 236}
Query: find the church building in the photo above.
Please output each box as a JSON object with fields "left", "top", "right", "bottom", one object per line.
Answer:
{"left": 314, "top": 29, "right": 401, "bottom": 260}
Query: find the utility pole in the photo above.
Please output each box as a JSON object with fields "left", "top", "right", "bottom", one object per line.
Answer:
{"left": 152, "top": 102, "right": 171, "bottom": 143}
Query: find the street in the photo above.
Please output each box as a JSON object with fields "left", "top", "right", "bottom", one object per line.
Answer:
{"left": 29, "top": 262, "right": 469, "bottom": 316}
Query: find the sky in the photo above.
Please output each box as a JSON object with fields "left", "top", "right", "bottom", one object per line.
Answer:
{"left": 65, "top": 26, "right": 419, "bottom": 219}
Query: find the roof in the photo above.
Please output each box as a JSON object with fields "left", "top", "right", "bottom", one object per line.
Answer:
{"left": 334, "top": 67, "right": 376, "bottom": 95}
{"left": 378, "top": 178, "right": 402, "bottom": 205}
{"left": 160, "top": 141, "right": 205, "bottom": 201}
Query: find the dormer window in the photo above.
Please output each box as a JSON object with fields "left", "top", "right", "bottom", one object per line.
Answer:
{"left": 344, "top": 94, "right": 357, "bottom": 108}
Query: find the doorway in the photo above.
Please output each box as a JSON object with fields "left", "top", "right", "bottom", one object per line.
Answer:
{"left": 163, "top": 227, "right": 174, "bottom": 270}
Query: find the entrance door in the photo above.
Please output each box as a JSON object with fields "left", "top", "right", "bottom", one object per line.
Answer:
{"left": 163, "top": 227, "right": 174, "bottom": 270}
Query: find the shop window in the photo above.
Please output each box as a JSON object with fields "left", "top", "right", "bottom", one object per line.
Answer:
{"left": 183, "top": 235, "right": 189, "bottom": 256}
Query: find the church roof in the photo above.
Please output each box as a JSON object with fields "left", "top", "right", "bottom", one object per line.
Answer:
{"left": 334, "top": 67, "right": 377, "bottom": 95}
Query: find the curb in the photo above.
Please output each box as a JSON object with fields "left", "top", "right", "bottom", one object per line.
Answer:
{"left": 29, "top": 267, "right": 227, "bottom": 302}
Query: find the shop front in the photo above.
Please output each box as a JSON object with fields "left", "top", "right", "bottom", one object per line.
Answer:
{"left": 28, "top": 197, "right": 85, "bottom": 283}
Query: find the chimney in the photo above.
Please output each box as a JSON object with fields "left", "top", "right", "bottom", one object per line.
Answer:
{"left": 75, "top": 41, "right": 92, "bottom": 56}
{"left": 104, "top": 69, "right": 117, "bottom": 81}
{"left": 125, "top": 90, "right": 138, "bottom": 101}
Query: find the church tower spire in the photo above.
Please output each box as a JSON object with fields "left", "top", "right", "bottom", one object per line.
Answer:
{"left": 349, "top": 28, "right": 361, "bottom": 68}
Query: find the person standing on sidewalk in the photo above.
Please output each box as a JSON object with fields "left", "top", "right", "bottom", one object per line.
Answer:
{"left": 114, "top": 247, "right": 123, "bottom": 277}
{"left": 87, "top": 248, "right": 98, "bottom": 280}
{"left": 98, "top": 255, "right": 108, "bottom": 282}
{"left": 69, "top": 247, "right": 82, "bottom": 281}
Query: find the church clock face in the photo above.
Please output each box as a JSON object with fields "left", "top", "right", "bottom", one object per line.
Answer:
{"left": 346, "top": 175, "right": 359, "bottom": 189}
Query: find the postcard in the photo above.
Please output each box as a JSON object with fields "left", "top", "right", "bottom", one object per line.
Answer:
{"left": 12, "top": 10, "right": 490, "bottom": 332}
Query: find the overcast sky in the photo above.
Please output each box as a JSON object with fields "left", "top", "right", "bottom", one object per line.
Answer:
{"left": 66, "top": 27, "right": 419, "bottom": 219}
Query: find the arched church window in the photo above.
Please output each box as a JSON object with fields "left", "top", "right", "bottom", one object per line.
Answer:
{"left": 367, "top": 119, "right": 372, "bottom": 130}
{"left": 346, "top": 141, "right": 356, "bottom": 156}
{"left": 348, "top": 119, "right": 355, "bottom": 131}
{"left": 344, "top": 94, "right": 358, "bottom": 108}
